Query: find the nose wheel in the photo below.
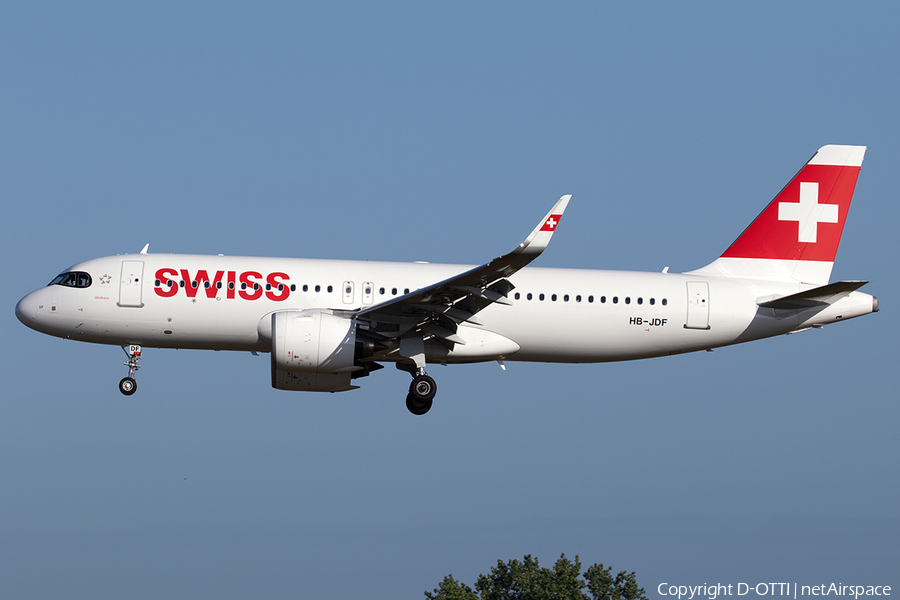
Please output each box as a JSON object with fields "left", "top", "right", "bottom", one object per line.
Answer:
{"left": 120, "top": 345, "right": 142, "bottom": 396}
{"left": 119, "top": 376, "right": 137, "bottom": 395}
{"left": 406, "top": 371, "right": 436, "bottom": 415}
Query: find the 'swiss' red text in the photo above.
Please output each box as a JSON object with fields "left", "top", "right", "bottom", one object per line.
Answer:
{"left": 154, "top": 268, "right": 291, "bottom": 301}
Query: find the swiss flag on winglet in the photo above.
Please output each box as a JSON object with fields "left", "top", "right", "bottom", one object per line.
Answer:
{"left": 540, "top": 215, "right": 562, "bottom": 232}
{"left": 720, "top": 163, "right": 861, "bottom": 263}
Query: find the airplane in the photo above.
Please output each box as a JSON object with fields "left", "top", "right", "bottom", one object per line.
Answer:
{"left": 16, "top": 145, "right": 878, "bottom": 415}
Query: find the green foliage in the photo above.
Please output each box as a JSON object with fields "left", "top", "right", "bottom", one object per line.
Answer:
{"left": 475, "top": 554, "right": 585, "bottom": 600}
{"left": 425, "top": 574, "right": 479, "bottom": 600}
{"left": 583, "top": 563, "right": 647, "bottom": 600}
{"left": 425, "top": 554, "right": 648, "bottom": 600}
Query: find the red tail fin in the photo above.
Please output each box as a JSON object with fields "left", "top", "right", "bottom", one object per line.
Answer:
{"left": 691, "top": 145, "right": 866, "bottom": 285}
{"left": 722, "top": 145, "right": 864, "bottom": 262}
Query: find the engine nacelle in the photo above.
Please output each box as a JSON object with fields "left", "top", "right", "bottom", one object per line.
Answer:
{"left": 270, "top": 310, "right": 362, "bottom": 392}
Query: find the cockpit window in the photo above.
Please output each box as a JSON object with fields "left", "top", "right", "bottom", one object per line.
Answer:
{"left": 48, "top": 271, "right": 92, "bottom": 288}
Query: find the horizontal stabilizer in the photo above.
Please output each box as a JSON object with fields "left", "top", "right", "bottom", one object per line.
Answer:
{"left": 757, "top": 280, "right": 868, "bottom": 310}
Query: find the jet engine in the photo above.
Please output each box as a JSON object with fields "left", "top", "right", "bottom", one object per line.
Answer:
{"left": 268, "top": 310, "right": 375, "bottom": 392}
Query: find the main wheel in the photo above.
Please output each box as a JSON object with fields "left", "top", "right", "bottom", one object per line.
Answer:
{"left": 119, "top": 377, "right": 137, "bottom": 396}
{"left": 406, "top": 393, "right": 433, "bottom": 415}
{"left": 409, "top": 374, "right": 437, "bottom": 403}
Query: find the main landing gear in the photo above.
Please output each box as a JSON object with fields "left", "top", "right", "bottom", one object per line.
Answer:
{"left": 398, "top": 338, "right": 437, "bottom": 415}
{"left": 119, "top": 344, "right": 141, "bottom": 396}
{"left": 405, "top": 368, "right": 437, "bottom": 416}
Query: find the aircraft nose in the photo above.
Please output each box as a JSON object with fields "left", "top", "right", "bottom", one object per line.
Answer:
{"left": 15, "top": 293, "right": 37, "bottom": 326}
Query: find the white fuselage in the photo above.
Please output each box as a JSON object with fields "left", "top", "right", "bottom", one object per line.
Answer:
{"left": 14, "top": 147, "right": 877, "bottom": 410}
{"left": 15, "top": 253, "right": 877, "bottom": 364}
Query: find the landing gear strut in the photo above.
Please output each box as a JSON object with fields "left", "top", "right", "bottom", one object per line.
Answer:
{"left": 119, "top": 344, "right": 141, "bottom": 396}
{"left": 406, "top": 368, "right": 436, "bottom": 415}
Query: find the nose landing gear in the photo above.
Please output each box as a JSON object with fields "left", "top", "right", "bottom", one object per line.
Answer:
{"left": 119, "top": 344, "right": 141, "bottom": 396}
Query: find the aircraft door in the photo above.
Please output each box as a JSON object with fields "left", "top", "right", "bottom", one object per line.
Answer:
{"left": 685, "top": 281, "right": 710, "bottom": 330}
{"left": 118, "top": 260, "right": 145, "bottom": 308}
{"left": 342, "top": 281, "right": 354, "bottom": 304}
{"left": 362, "top": 281, "right": 374, "bottom": 305}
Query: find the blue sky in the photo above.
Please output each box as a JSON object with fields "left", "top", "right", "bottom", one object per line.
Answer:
{"left": 2, "top": 2, "right": 898, "bottom": 598}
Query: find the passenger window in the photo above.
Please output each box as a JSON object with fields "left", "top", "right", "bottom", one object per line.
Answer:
{"left": 612, "top": 296, "right": 618, "bottom": 304}
{"left": 588, "top": 295, "right": 594, "bottom": 303}
{"left": 392, "top": 288, "right": 397, "bottom": 295}
{"left": 514, "top": 292, "right": 521, "bottom": 300}
{"left": 217, "top": 282, "right": 223, "bottom": 289}
{"left": 564, "top": 294, "right": 569, "bottom": 302}
{"left": 290, "top": 284, "right": 296, "bottom": 292}
{"left": 637, "top": 297, "right": 643, "bottom": 305}
{"left": 576, "top": 295, "right": 581, "bottom": 302}
{"left": 539, "top": 293, "right": 545, "bottom": 301}
{"left": 600, "top": 296, "right": 606, "bottom": 303}
{"left": 379, "top": 287, "right": 385, "bottom": 295}
{"left": 192, "top": 281, "right": 198, "bottom": 289}
{"left": 228, "top": 282, "right": 235, "bottom": 290}
{"left": 315, "top": 285, "right": 321, "bottom": 292}
{"left": 662, "top": 298, "right": 668, "bottom": 306}
{"left": 527, "top": 293, "right": 533, "bottom": 300}
{"left": 551, "top": 294, "right": 557, "bottom": 301}
{"left": 625, "top": 297, "right": 631, "bottom": 304}
{"left": 328, "top": 285, "right": 333, "bottom": 293}
{"left": 303, "top": 284, "right": 308, "bottom": 292}
{"left": 650, "top": 298, "right": 655, "bottom": 305}
{"left": 404, "top": 288, "right": 409, "bottom": 294}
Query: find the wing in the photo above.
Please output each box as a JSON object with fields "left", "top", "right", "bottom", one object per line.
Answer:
{"left": 351, "top": 195, "right": 571, "bottom": 351}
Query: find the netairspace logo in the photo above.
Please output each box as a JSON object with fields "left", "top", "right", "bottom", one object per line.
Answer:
{"left": 658, "top": 584, "right": 892, "bottom": 600}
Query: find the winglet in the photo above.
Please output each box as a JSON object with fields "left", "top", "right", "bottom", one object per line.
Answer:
{"left": 139, "top": 243, "right": 150, "bottom": 255}
{"left": 517, "top": 195, "right": 571, "bottom": 257}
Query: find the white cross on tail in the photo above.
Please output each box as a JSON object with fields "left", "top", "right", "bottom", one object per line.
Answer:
{"left": 777, "top": 182, "right": 838, "bottom": 243}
